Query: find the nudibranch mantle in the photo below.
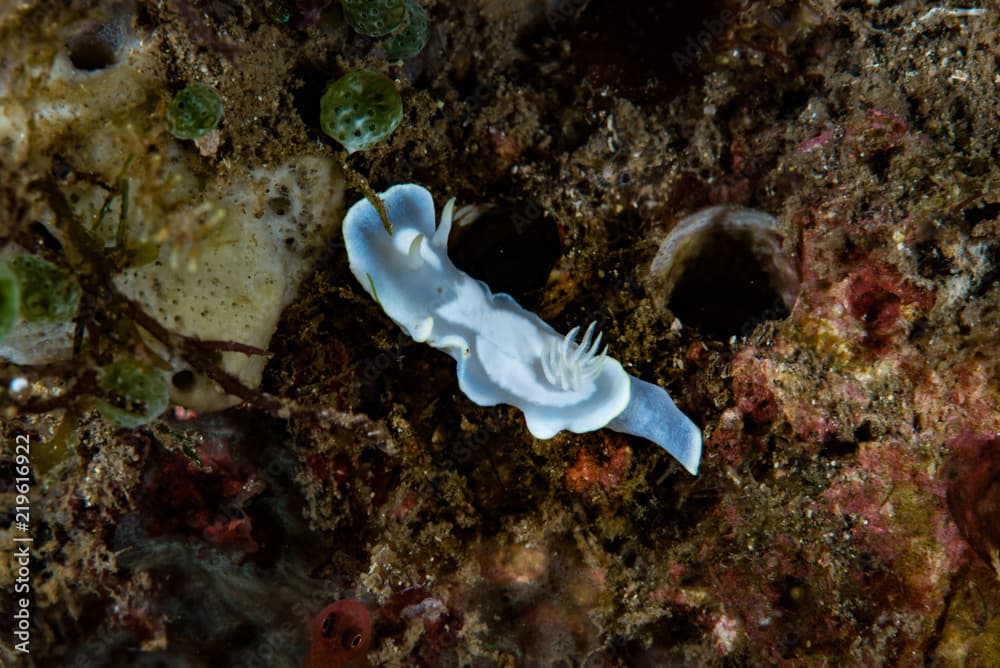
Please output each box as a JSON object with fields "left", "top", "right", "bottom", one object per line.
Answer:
{"left": 343, "top": 184, "right": 702, "bottom": 474}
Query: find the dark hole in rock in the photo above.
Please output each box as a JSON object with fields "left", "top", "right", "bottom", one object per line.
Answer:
{"left": 50, "top": 154, "right": 73, "bottom": 181}
{"left": 650, "top": 206, "right": 799, "bottom": 340}
{"left": 853, "top": 419, "right": 874, "bottom": 442}
{"left": 668, "top": 229, "right": 789, "bottom": 339}
{"left": 916, "top": 240, "right": 953, "bottom": 278}
{"left": 778, "top": 575, "right": 808, "bottom": 611}
{"left": 448, "top": 202, "right": 560, "bottom": 307}
{"left": 602, "top": 535, "right": 625, "bottom": 554}
{"left": 30, "top": 222, "right": 63, "bottom": 253}
{"left": 867, "top": 148, "right": 893, "bottom": 181}
{"left": 820, "top": 437, "right": 857, "bottom": 459}
{"left": 67, "top": 19, "right": 125, "bottom": 71}
{"left": 291, "top": 64, "right": 327, "bottom": 132}
{"left": 267, "top": 196, "right": 291, "bottom": 216}
{"left": 171, "top": 369, "right": 196, "bottom": 392}
{"left": 963, "top": 201, "right": 1000, "bottom": 225}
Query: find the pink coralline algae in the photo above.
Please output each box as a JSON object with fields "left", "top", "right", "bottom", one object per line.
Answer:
{"left": 944, "top": 433, "right": 1000, "bottom": 576}
{"left": 707, "top": 347, "right": 777, "bottom": 466}
{"left": 731, "top": 356, "right": 778, "bottom": 426}
{"left": 916, "top": 363, "right": 1000, "bottom": 440}
{"left": 843, "top": 108, "right": 909, "bottom": 158}
{"left": 844, "top": 261, "right": 933, "bottom": 350}
{"left": 797, "top": 108, "right": 909, "bottom": 158}
{"left": 821, "top": 439, "right": 966, "bottom": 610}
{"left": 565, "top": 436, "right": 633, "bottom": 495}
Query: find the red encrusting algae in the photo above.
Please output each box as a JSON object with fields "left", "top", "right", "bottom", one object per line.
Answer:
{"left": 304, "top": 599, "right": 372, "bottom": 668}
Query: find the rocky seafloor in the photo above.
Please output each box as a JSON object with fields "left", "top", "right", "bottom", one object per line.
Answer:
{"left": 1, "top": 1, "right": 999, "bottom": 666}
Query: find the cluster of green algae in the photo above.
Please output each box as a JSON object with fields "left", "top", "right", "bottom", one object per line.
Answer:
{"left": 380, "top": 0, "right": 430, "bottom": 60}
{"left": 318, "top": 0, "right": 430, "bottom": 153}
{"left": 342, "top": 0, "right": 430, "bottom": 59}
{"left": 0, "top": 199, "right": 171, "bottom": 432}
{"left": 5, "top": 0, "right": 430, "bottom": 436}
{"left": 256, "top": 2, "right": 426, "bottom": 218}
{"left": 0, "top": 255, "right": 81, "bottom": 336}
{"left": 166, "top": 1, "right": 427, "bottom": 154}
{"left": 0, "top": 3, "right": 435, "bottom": 665}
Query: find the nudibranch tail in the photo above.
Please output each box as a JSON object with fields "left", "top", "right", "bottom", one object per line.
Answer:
{"left": 541, "top": 322, "right": 608, "bottom": 392}
{"left": 607, "top": 375, "right": 702, "bottom": 475}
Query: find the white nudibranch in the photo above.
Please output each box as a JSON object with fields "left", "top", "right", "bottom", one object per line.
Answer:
{"left": 342, "top": 184, "right": 703, "bottom": 474}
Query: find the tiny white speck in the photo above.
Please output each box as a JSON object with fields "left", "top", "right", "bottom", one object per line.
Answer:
{"left": 10, "top": 377, "right": 28, "bottom": 393}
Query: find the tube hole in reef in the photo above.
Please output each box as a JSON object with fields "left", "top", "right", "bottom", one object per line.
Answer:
{"left": 171, "top": 369, "right": 196, "bottom": 392}
{"left": 669, "top": 230, "right": 786, "bottom": 339}
{"left": 67, "top": 18, "right": 126, "bottom": 71}
{"left": 649, "top": 206, "right": 799, "bottom": 340}
{"left": 448, "top": 201, "right": 560, "bottom": 307}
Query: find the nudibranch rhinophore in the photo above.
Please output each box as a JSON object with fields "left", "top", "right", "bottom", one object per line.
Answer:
{"left": 342, "top": 184, "right": 703, "bottom": 475}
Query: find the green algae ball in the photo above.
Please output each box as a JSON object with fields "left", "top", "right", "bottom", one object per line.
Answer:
{"left": 8, "top": 255, "right": 81, "bottom": 323}
{"left": 341, "top": 0, "right": 406, "bottom": 37}
{"left": 97, "top": 359, "right": 170, "bottom": 428}
{"left": 0, "top": 262, "right": 19, "bottom": 341}
{"left": 166, "top": 83, "right": 223, "bottom": 140}
{"left": 320, "top": 70, "right": 402, "bottom": 153}
{"left": 384, "top": 0, "right": 429, "bottom": 60}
